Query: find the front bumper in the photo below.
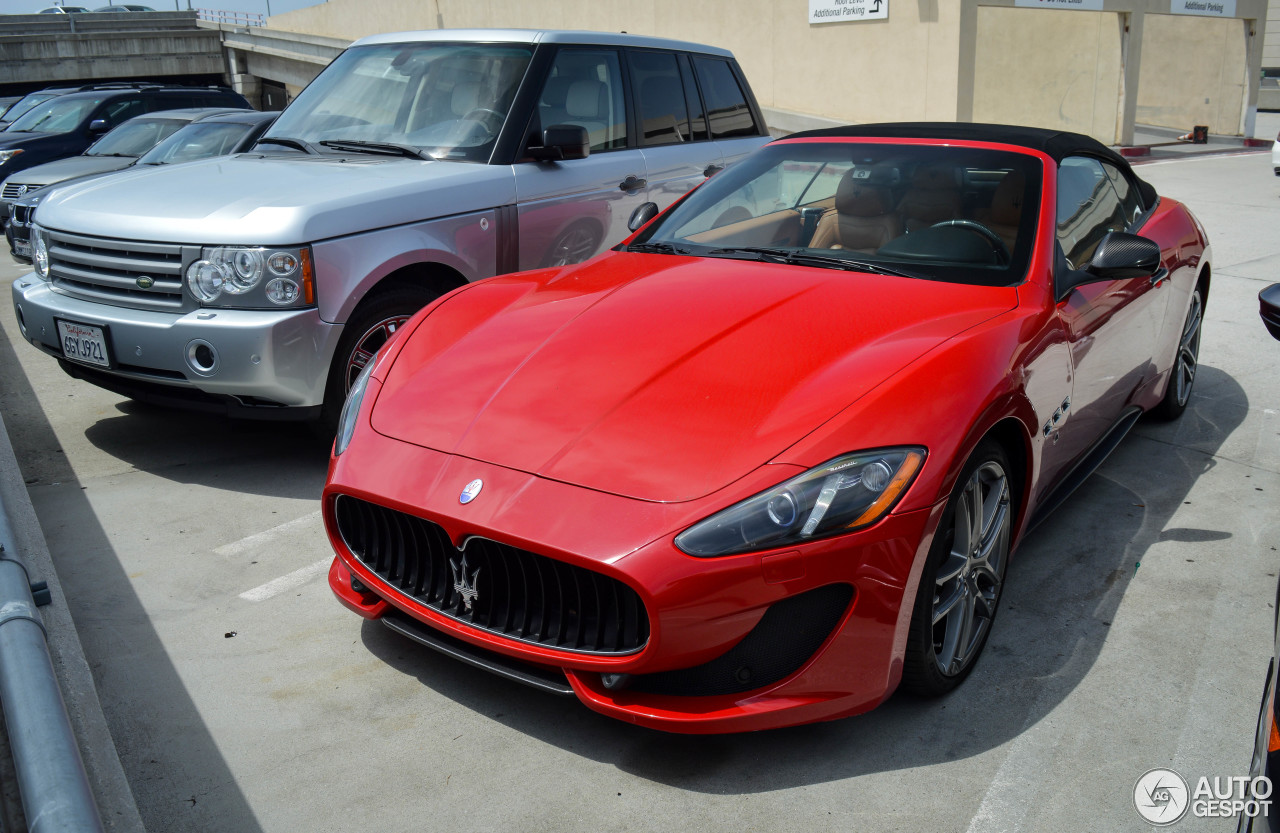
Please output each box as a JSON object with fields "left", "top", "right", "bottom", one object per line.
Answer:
{"left": 324, "top": 424, "right": 942, "bottom": 733}
{"left": 12, "top": 275, "right": 341, "bottom": 414}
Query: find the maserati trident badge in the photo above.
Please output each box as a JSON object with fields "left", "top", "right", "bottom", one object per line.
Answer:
{"left": 450, "top": 554, "right": 480, "bottom": 612}
{"left": 459, "top": 478, "right": 483, "bottom": 504}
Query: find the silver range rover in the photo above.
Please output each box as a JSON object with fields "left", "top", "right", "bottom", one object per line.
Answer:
{"left": 12, "top": 29, "right": 768, "bottom": 430}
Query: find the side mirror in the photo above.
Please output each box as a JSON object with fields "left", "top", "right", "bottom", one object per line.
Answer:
{"left": 528, "top": 125, "right": 589, "bottom": 162}
{"left": 628, "top": 202, "right": 659, "bottom": 232}
{"left": 87, "top": 119, "right": 109, "bottom": 134}
{"left": 1260, "top": 283, "right": 1280, "bottom": 341}
{"left": 1057, "top": 231, "right": 1162, "bottom": 299}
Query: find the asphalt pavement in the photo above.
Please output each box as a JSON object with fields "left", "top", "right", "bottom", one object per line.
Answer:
{"left": 0, "top": 148, "right": 1278, "bottom": 832}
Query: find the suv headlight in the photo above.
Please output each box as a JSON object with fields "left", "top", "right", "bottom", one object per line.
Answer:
{"left": 31, "top": 223, "right": 49, "bottom": 279}
{"left": 0, "top": 149, "right": 23, "bottom": 166}
{"left": 186, "top": 246, "right": 314, "bottom": 309}
{"left": 674, "top": 448, "right": 926, "bottom": 557}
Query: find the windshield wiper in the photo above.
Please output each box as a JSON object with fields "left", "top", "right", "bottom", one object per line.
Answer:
{"left": 624, "top": 241, "right": 690, "bottom": 255}
{"left": 256, "top": 136, "right": 320, "bottom": 154}
{"left": 318, "top": 140, "right": 435, "bottom": 160}
{"left": 88, "top": 153, "right": 137, "bottom": 158}
{"left": 707, "top": 246, "right": 917, "bottom": 278}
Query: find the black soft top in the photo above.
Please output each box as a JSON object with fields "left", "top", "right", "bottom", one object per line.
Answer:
{"left": 784, "top": 121, "right": 1158, "bottom": 205}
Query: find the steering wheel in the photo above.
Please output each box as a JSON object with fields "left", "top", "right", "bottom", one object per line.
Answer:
{"left": 461, "top": 108, "right": 504, "bottom": 134}
{"left": 928, "top": 220, "right": 1011, "bottom": 265}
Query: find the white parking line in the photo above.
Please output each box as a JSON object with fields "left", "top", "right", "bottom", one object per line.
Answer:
{"left": 239, "top": 559, "right": 331, "bottom": 602}
{"left": 214, "top": 510, "right": 322, "bottom": 558}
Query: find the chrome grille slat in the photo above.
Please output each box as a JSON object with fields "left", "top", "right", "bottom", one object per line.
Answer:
{"left": 44, "top": 229, "right": 193, "bottom": 312}
{"left": 335, "top": 495, "right": 649, "bottom": 656}
{"left": 49, "top": 246, "right": 182, "bottom": 276}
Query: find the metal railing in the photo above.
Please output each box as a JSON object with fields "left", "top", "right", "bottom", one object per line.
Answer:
{"left": 0, "top": 500, "right": 104, "bottom": 833}
{"left": 196, "top": 8, "right": 264, "bottom": 26}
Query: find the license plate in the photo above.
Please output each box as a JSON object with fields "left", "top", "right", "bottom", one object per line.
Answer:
{"left": 13, "top": 238, "right": 29, "bottom": 258}
{"left": 55, "top": 319, "right": 111, "bottom": 368}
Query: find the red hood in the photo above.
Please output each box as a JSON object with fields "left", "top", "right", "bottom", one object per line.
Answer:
{"left": 372, "top": 254, "right": 1016, "bottom": 502}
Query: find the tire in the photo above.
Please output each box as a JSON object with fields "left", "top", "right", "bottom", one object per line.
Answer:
{"left": 315, "top": 285, "right": 441, "bottom": 438}
{"left": 902, "top": 439, "right": 1015, "bottom": 696}
{"left": 1149, "top": 287, "right": 1203, "bottom": 422}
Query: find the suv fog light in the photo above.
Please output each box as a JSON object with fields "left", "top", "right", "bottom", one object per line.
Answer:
{"left": 185, "top": 339, "right": 219, "bottom": 376}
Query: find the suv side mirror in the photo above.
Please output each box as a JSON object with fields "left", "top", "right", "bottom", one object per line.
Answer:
{"left": 87, "top": 119, "right": 109, "bottom": 134}
{"left": 529, "top": 125, "right": 589, "bottom": 162}
{"left": 1057, "top": 231, "right": 1163, "bottom": 299}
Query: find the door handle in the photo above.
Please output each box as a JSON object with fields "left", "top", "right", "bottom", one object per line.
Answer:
{"left": 619, "top": 176, "right": 647, "bottom": 192}
{"left": 703, "top": 164, "right": 724, "bottom": 178}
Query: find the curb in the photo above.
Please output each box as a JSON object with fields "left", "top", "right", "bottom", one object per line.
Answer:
{"left": 0, "top": 410, "right": 146, "bottom": 833}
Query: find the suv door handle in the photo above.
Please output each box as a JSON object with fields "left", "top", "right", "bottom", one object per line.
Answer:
{"left": 619, "top": 176, "right": 647, "bottom": 192}
{"left": 703, "top": 164, "right": 724, "bottom": 178}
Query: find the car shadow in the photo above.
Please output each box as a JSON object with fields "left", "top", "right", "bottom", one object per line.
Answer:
{"left": 0, "top": 328, "right": 268, "bottom": 832}
{"left": 354, "top": 364, "right": 1245, "bottom": 793}
{"left": 77, "top": 400, "right": 329, "bottom": 500}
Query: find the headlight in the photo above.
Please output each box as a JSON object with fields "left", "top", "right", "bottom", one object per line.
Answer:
{"left": 334, "top": 356, "right": 376, "bottom": 456}
{"left": 674, "top": 447, "right": 926, "bottom": 557}
{"left": 185, "top": 245, "right": 314, "bottom": 309}
{"left": 0, "top": 149, "right": 23, "bottom": 165}
{"left": 31, "top": 223, "right": 49, "bottom": 279}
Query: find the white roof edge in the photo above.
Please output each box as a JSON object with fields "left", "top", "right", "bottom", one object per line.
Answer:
{"left": 348, "top": 28, "right": 735, "bottom": 58}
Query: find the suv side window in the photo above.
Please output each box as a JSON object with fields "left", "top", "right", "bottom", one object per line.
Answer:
{"left": 1100, "top": 159, "right": 1145, "bottom": 229}
{"left": 538, "top": 48, "right": 628, "bottom": 152}
{"left": 627, "top": 50, "right": 690, "bottom": 147}
{"left": 677, "top": 54, "right": 709, "bottom": 142}
{"left": 1057, "top": 156, "right": 1127, "bottom": 270}
{"left": 100, "top": 96, "right": 146, "bottom": 128}
{"left": 691, "top": 57, "right": 761, "bottom": 139}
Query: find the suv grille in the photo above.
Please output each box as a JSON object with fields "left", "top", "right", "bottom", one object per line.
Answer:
{"left": 1, "top": 182, "right": 39, "bottom": 200}
{"left": 335, "top": 496, "right": 650, "bottom": 655}
{"left": 45, "top": 229, "right": 196, "bottom": 312}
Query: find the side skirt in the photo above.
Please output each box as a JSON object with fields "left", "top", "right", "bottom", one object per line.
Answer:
{"left": 1027, "top": 407, "right": 1143, "bottom": 532}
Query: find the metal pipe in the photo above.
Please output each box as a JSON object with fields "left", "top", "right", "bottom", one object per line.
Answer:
{"left": 0, "top": 503, "right": 104, "bottom": 833}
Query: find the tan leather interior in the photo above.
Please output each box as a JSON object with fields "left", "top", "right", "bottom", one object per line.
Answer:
{"left": 809, "top": 172, "right": 903, "bottom": 252}
{"left": 898, "top": 165, "right": 962, "bottom": 231}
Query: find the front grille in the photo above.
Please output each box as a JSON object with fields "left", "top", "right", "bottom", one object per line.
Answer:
{"left": 11, "top": 204, "right": 30, "bottom": 227}
{"left": 45, "top": 229, "right": 194, "bottom": 312}
{"left": 335, "top": 496, "right": 650, "bottom": 655}
{"left": 1, "top": 182, "right": 40, "bottom": 200}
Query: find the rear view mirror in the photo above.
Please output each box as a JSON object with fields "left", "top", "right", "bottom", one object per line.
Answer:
{"left": 529, "top": 125, "right": 589, "bottom": 162}
{"left": 1260, "top": 283, "right": 1280, "bottom": 341}
{"left": 87, "top": 119, "right": 109, "bottom": 134}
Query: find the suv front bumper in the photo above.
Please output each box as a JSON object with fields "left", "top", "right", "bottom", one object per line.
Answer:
{"left": 12, "top": 275, "right": 341, "bottom": 417}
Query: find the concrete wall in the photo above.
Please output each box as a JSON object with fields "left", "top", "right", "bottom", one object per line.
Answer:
{"left": 265, "top": 0, "right": 1265, "bottom": 139}
{"left": 972, "top": 7, "right": 1122, "bottom": 143}
{"left": 1138, "top": 13, "right": 1247, "bottom": 132}
{"left": 268, "top": 0, "right": 964, "bottom": 124}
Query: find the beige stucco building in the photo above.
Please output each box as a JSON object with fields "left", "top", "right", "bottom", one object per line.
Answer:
{"left": 250, "top": 0, "right": 1267, "bottom": 145}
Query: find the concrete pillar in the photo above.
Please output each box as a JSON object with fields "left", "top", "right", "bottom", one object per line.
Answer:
{"left": 1119, "top": 11, "right": 1145, "bottom": 147}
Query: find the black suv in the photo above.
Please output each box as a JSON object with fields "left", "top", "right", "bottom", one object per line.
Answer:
{"left": 0, "top": 84, "right": 250, "bottom": 186}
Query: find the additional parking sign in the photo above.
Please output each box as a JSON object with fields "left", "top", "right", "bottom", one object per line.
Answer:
{"left": 810, "top": 0, "right": 888, "bottom": 24}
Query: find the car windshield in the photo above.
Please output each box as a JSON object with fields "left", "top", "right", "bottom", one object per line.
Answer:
{"left": 139, "top": 120, "right": 253, "bottom": 164}
{"left": 86, "top": 117, "right": 185, "bottom": 157}
{"left": 7, "top": 96, "right": 103, "bottom": 134}
{"left": 631, "top": 141, "right": 1044, "bottom": 286}
{"left": 1, "top": 92, "right": 59, "bottom": 125}
{"left": 264, "top": 41, "right": 533, "bottom": 163}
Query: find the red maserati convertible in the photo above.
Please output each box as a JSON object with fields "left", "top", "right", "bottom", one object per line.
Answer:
{"left": 323, "top": 123, "right": 1209, "bottom": 733}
